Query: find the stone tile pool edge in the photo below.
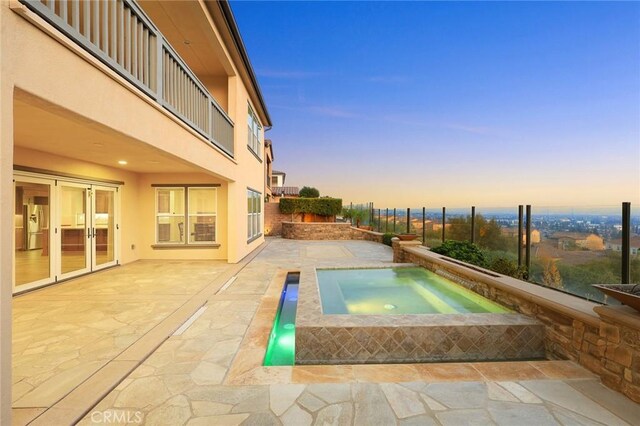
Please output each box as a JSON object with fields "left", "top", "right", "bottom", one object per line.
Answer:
{"left": 295, "top": 264, "right": 545, "bottom": 364}
{"left": 224, "top": 267, "right": 595, "bottom": 386}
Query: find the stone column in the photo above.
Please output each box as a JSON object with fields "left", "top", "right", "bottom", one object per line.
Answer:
{"left": 391, "top": 238, "right": 422, "bottom": 263}
{"left": 594, "top": 305, "right": 640, "bottom": 403}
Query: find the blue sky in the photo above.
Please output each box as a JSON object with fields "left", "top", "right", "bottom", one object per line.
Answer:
{"left": 232, "top": 1, "right": 640, "bottom": 208}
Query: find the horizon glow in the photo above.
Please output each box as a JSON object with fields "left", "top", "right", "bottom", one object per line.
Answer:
{"left": 232, "top": 1, "right": 640, "bottom": 208}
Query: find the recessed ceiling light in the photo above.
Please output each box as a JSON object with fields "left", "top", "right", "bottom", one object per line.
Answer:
{"left": 118, "top": 160, "right": 128, "bottom": 165}
{"left": 184, "top": 40, "right": 191, "bottom": 45}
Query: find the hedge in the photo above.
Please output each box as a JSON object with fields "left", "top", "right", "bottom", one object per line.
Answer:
{"left": 279, "top": 197, "right": 342, "bottom": 216}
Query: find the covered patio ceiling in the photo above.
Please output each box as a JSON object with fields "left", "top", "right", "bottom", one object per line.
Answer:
{"left": 13, "top": 90, "right": 218, "bottom": 175}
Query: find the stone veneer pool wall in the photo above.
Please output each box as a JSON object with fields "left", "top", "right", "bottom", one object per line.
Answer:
{"left": 294, "top": 263, "right": 545, "bottom": 365}
{"left": 392, "top": 239, "right": 640, "bottom": 403}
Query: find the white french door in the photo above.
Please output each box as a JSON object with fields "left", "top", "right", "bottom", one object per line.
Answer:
{"left": 58, "top": 184, "right": 120, "bottom": 280}
{"left": 91, "top": 186, "right": 118, "bottom": 271}
{"left": 13, "top": 172, "right": 120, "bottom": 293}
{"left": 58, "top": 182, "right": 92, "bottom": 281}
{"left": 13, "top": 176, "right": 55, "bottom": 292}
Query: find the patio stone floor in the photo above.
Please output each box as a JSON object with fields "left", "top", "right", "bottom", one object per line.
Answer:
{"left": 12, "top": 259, "right": 237, "bottom": 425}
{"left": 12, "top": 239, "right": 640, "bottom": 425}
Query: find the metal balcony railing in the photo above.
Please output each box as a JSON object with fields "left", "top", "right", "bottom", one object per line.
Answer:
{"left": 20, "top": 0, "right": 235, "bottom": 157}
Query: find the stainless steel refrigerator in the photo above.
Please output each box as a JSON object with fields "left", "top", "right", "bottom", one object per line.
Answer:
{"left": 24, "top": 203, "right": 45, "bottom": 250}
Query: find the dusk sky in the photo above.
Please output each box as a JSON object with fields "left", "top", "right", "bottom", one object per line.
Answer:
{"left": 232, "top": 1, "right": 640, "bottom": 209}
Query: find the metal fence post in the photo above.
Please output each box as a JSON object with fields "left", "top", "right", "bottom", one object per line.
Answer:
{"left": 470, "top": 206, "right": 476, "bottom": 243}
{"left": 622, "top": 202, "right": 631, "bottom": 284}
{"left": 406, "top": 208, "right": 411, "bottom": 234}
{"left": 350, "top": 202, "right": 353, "bottom": 226}
{"left": 422, "top": 207, "right": 426, "bottom": 245}
{"left": 526, "top": 205, "right": 532, "bottom": 275}
{"left": 518, "top": 205, "right": 523, "bottom": 267}
{"left": 393, "top": 208, "right": 396, "bottom": 233}
{"left": 442, "top": 207, "right": 446, "bottom": 242}
{"left": 377, "top": 209, "right": 381, "bottom": 232}
{"left": 385, "top": 208, "right": 389, "bottom": 232}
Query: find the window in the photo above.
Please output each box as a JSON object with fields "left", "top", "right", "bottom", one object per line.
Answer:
{"left": 247, "top": 104, "right": 262, "bottom": 159}
{"left": 156, "top": 187, "right": 217, "bottom": 245}
{"left": 247, "top": 189, "right": 262, "bottom": 241}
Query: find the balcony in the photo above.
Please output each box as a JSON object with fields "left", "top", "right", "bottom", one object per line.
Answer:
{"left": 19, "top": 0, "right": 235, "bottom": 157}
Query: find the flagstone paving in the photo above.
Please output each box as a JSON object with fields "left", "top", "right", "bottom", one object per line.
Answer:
{"left": 12, "top": 259, "right": 234, "bottom": 422}
{"left": 13, "top": 239, "right": 640, "bottom": 425}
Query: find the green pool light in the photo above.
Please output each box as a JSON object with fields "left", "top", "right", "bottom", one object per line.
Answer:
{"left": 263, "top": 278, "right": 299, "bottom": 366}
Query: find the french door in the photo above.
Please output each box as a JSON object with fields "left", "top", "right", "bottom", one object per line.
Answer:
{"left": 58, "top": 184, "right": 119, "bottom": 281}
{"left": 14, "top": 173, "right": 120, "bottom": 293}
{"left": 58, "top": 182, "right": 91, "bottom": 280}
{"left": 91, "top": 186, "right": 118, "bottom": 271}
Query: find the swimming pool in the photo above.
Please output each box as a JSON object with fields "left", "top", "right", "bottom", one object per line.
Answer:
{"left": 317, "top": 267, "right": 510, "bottom": 315}
{"left": 294, "top": 265, "right": 544, "bottom": 364}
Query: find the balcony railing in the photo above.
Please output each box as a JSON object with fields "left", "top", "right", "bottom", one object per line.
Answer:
{"left": 20, "top": 0, "right": 235, "bottom": 157}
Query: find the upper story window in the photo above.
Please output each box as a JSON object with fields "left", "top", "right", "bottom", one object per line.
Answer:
{"left": 247, "top": 105, "right": 262, "bottom": 160}
{"left": 156, "top": 186, "right": 217, "bottom": 245}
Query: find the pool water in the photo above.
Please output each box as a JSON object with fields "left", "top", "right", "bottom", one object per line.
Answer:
{"left": 263, "top": 273, "right": 299, "bottom": 366}
{"left": 317, "top": 267, "right": 509, "bottom": 315}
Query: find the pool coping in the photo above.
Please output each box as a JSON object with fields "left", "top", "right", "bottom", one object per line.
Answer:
{"left": 297, "top": 264, "right": 540, "bottom": 328}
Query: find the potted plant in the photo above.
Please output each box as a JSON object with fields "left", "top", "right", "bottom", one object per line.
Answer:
{"left": 593, "top": 284, "right": 640, "bottom": 313}
{"left": 394, "top": 233, "right": 417, "bottom": 241}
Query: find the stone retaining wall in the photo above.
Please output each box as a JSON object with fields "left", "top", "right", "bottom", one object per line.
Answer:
{"left": 282, "top": 222, "right": 353, "bottom": 240}
{"left": 392, "top": 239, "right": 640, "bottom": 403}
{"left": 281, "top": 222, "right": 386, "bottom": 242}
{"left": 350, "top": 227, "right": 384, "bottom": 243}
{"left": 264, "top": 203, "right": 301, "bottom": 236}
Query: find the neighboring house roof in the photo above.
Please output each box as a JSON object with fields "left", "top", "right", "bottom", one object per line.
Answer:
{"left": 607, "top": 236, "right": 640, "bottom": 247}
{"left": 550, "top": 232, "right": 596, "bottom": 240}
{"left": 272, "top": 170, "right": 286, "bottom": 176}
{"left": 272, "top": 187, "right": 299, "bottom": 196}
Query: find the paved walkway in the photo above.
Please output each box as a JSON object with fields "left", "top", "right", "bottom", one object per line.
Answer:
{"left": 79, "top": 239, "right": 639, "bottom": 425}
{"left": 12, "top": 239, "right": 640, "bottom": 425}
{"left": 12, "top": 259, "right": 235, "bottom": 424}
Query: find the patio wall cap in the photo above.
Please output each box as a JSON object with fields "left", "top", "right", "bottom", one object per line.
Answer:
{"left": 404, "top": 245, "right": 601, "bottom": 327}
{"left": 594, "top": 305, "right": 640, "bottom": 330}
{"left": 351, "top": 227, "right": 384, "bottom": 236}
{"left": 281, "top": 221, "right": 349, "bottom": 225}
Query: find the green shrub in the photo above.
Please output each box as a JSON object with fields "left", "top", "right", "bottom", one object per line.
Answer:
{"left": 382, "top": 233, "right": 394, "bottom": 246}
{"left": 279, "top": 197, "right": 342, "bottom": 216}
{"left": 299, "top": 186, "right": 320, "bottom": 198}
{"left": 489, "top": 257, "right": 527, "bottom": 279}
{"left": 430, "top": 240, "right": 487, "bottom": 268}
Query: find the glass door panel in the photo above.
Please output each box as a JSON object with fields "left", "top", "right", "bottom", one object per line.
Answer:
{"left": 14, "top": 180, "right": 52, "bottom": 288}
{"left": 93, "top": 186, "right": 117, "bottom": 269}
{"left": 59, "top": 184, "right": 90, "bottom": 277}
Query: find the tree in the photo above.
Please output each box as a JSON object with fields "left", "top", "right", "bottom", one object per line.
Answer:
{"left": 299, "top": 186, "right": 320, "bottom": 198}
{"left": 542, "top": 257, "right": 563, "bottom": 290}
{"left": 443, "top": 214, "right": 509, "bottom": 250}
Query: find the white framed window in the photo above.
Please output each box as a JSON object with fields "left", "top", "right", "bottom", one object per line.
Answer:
{"left": 247, "top": 188, "right": 262, "bottom": 241}
{"left": 155, "top": 186, "right": 217, "bottom": 245}
{"left": 247, "top": 104, "right": 262, "bottom": 159}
